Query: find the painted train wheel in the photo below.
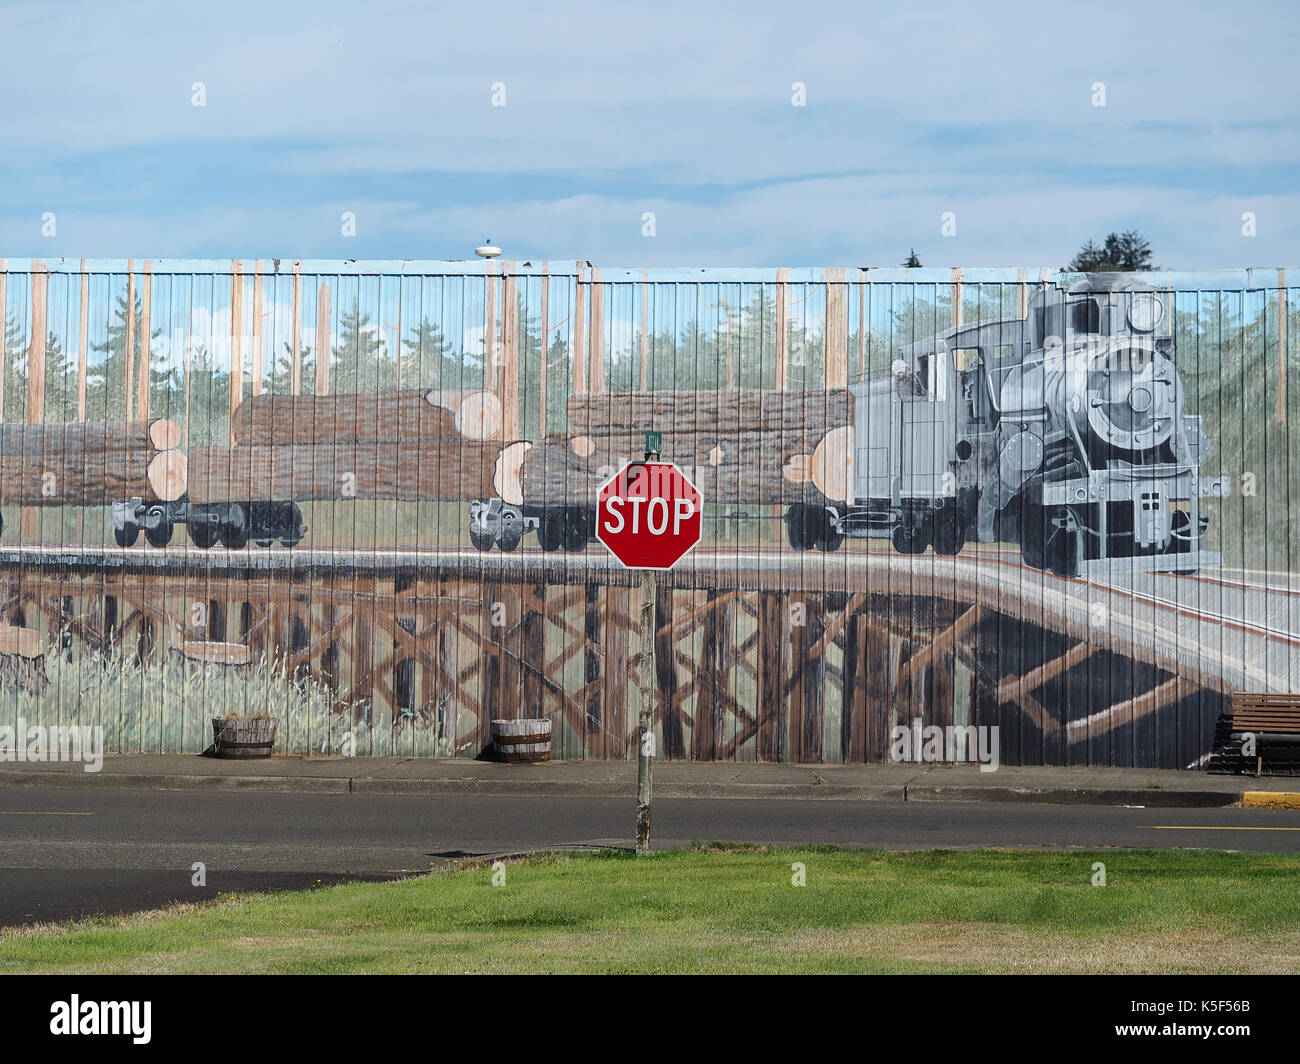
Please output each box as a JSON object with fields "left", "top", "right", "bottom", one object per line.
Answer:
{"left": 220, "top": 505, "right": 250, "bottom": 550}
{"left": 470, "top": 529, "right": 495, "bottom": 552}
{"left": 563, "top": 507, "right": 589, "bottom": 552}
{"left": 188, "top": 518, "right": 220, "bottom": 549}
{"left": 931, "top": 510, "right": 965, "bottom": 556}
{"left": 785, "top": 504, "right": 808, "bottom": 550}
{"left": 538, "top": 508, "right": 565, "bottom": 552}
{"left": 114, "top": 522, "right": 140, "bottom": 548}
{"left": 145, "top": 521, "right": 174, "bottom": 549}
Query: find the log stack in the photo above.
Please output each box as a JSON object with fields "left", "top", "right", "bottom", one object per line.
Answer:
{"left": 0, "top": 418, "right": 187, "bottom": 506}
{"left": 517, "top": 389, "right": 853, "bottom": 506}
{"left": 188, "top": 390, "right": 508, "bottom": 505}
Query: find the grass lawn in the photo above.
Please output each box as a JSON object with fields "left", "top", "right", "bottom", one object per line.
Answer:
{"left": 3, "top": 845, "right": 1300, "bottom": 974}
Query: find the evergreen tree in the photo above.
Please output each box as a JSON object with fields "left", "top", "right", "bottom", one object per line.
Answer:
{"left": 329, "top": 301, "right": 389, "bottom": 394}
{"left": 85, "top": 293, "right": 162, "bottom": 422}
{"left": 267, "top": 342, "right": 315, "bottom": 395}
{"left": 183, "top": 343, "right": 232, "bottom": 446}
{"left": 1068, "top": 230, "right": 1155, "bottom": 272}
{"left": 903, "top": 249, "right": 923, "bottom": 268}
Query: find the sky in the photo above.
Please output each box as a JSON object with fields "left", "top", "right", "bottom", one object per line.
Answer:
{"left": 0, "top": 0, "right": 1296, "bottom": 269}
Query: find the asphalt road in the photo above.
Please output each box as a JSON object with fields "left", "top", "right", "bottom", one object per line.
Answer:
{"left": 2, "top": 786, "right": 1300, "bottom": 926}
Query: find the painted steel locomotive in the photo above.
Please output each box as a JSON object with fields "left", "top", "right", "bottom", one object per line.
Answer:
{"left": 786, "top": 273, "right": 1230, "bottom": 575}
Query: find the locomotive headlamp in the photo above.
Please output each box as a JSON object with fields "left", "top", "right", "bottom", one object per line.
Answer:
{"left": 1127, "top": 292, "right": 1163, "bottom": 333}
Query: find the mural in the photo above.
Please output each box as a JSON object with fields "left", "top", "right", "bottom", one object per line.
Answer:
{"left": 0, "top": 259, "right": 1294, "bottom": 769}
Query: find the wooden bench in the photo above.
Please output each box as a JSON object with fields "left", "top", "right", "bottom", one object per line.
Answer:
{"left": 1228, "top": 693, "right": 1300, "bottom": 777}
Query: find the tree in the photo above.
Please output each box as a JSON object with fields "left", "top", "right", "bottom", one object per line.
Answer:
{"left": 902, "top": 249, "right": 923, "bottom": 268}
{"left": 267, "top": 342, "right": 315, "bottom": 395}
{"left": 1068, "top": 230, "right": 1155, "bottom": 272}
{"left": 85, "top": 292, "right": 162, "bottom": 422}
{"left": 329, "top": 301, "right": 389, "bottom": 394}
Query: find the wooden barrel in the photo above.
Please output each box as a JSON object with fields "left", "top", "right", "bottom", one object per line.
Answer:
{"left": 491, "top": 718, "right": 552, "bottom": 763}
{"left": 211, "top": 716, "right": 278, "bottom": 759}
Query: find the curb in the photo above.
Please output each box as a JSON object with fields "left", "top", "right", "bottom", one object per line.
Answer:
{"left": 1241, "top": 791, "right": 1300, "bottom": 810}
{"left": 906, "top": 785, "right": 1243, "bottom": 808}
{"left": 0, "top": 769, "right": 1248, "bottom": 807}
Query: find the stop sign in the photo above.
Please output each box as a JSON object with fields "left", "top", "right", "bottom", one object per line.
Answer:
{"left": 596, "top": 461, "right": 702, "bottom": 570}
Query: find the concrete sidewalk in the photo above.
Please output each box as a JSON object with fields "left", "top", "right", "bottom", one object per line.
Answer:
{"left": 0, "top": 754, "right": 1295, "bottom": 806}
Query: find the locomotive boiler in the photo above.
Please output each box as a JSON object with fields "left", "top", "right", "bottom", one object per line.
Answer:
{"left": 789, "top": 273, "right": 1230, "bottom": 576}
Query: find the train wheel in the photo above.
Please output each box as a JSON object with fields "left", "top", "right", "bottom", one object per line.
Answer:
{"left": 469, "top": 529, "right": 495, "bottom": 551}
{"left": 538, "top": 508, "right": 564, "bottom": 551}
{"left": 816, "top": 527, "right": 844, "bottom": 552}
{"left": 1046, "top": 525, "right": 1081, "bottom": 579}
{"left": 1019, "top": 503, "right": 1046, "bottom": 570}
{"left": 114, "top": 522, "right": 140, "bottom": 547}
{"left": 932, "top": 510, "right": 966, "bottom": 556}
{"left": 145, "top": 521, "right": 174, "bottom": 548}
{"left": 785, "top": 504, "right": 808, "bottom": 550}
{"left": 812, "top": 509, "right": 842, "bottom": 551}
{"left": 255, "top": 538, "right": 275, "bottom": 548}
{"left": 498, "top": 527, "right": 522, "bottom": 552}
{"left": 220, "top": 505, "right": 249, "bottom": 549}
{"left": 563, "top": 507, "right": 589, "bottom": 551}
{"left": 279, "top": 503, "right": 305, "bottom": 547}
{"left": 188, "top": 519, "right": 220, "bottom": 549}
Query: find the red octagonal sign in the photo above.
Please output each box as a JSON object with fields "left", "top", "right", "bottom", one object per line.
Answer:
{"left": 596, "top": 461, "right": 702, "bottom": 570}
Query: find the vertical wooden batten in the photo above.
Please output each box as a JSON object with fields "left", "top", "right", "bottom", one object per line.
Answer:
{"left": 588, "top": 268, "right": 605, "bottom": 394}
{"left": 538, "top": 264, "right": 549, "bottom": 437}
{"left": 315, "top": 281, "right": 331, "bottom": 396}
{"left": 1278, "top": 268, "right": 1288, "bottom": 424}
{"left": 824, "top": 267, "right": 848, "bottom": 388}
{"left": 775, "top": 267, "right": 789, "bottom": 390}
{"left": 124, "top": 262, "right": 135, "bottom": 421}
{"left": 572, "top": 261, "right": 587, "bottom": 396}
{"left": 500, "top": 264, "right": 519, "bottom": 440}
{"left": 484, "top": 261, "right": 498, "bottom": 394}
{"left": 137, "top": 261, "right": 152, "bottom": 420}
{"left": 572, "top": 262, "right": 587, "bottom": 395}
{"left": 0, "top": 260, "right": 7, "bottom": 422}
{"left": 290, "top": 262, "right": 302, "bottom": 395}
{"left": 229, "top": 261, "right": 243, "bottom": 443}
{"left": 639, "top": 268, "right": 649, "bottom": 391}
{"left": 251, "top": 262, "right": 264, "bottom": 397}
{"left": 77, "top": 262, "right": 89, "bottom": 421}
{"left": 23, "top": 261, "right": 48, "bottom": 540}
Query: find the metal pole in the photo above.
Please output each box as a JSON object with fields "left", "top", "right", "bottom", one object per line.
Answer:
{"left": 635, "top": 564, "right": 656, "bottom": 854}
{"left": 635, "top": 438, "right": 661, "bottom": 856}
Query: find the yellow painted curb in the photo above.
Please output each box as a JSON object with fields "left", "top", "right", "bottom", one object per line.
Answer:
{"left": 1242, "top": 791, "right": 1300, "bottom": 810}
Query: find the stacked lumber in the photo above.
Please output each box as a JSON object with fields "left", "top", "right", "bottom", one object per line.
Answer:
{"left": 518, "top": 389, "right": 853, "bottom": 506}
{"left": 231, "top": 389, "right": 504, "bottom": 445}
{"left": 190, "top": 388, "right": 517, "bottom": 504}
{"left": 0, "top": 418, "right": 186, "bottom": 506}
{"left": 187, "top": 440, "right": 500, "bottom": 503}
{"left": 231, "top": 390, "right": 457, "bottom": 445}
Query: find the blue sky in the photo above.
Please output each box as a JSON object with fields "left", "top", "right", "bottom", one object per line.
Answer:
{"left": 0, "top": 0, "right": 1296, "bottom": 268}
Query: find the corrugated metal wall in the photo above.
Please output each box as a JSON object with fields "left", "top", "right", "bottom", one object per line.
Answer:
{"left": 0, "top": 259, "right": 1294, "bottom": 767}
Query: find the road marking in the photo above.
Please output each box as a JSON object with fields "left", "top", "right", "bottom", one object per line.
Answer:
{"left": 1149, "top": 825, "right": 1300, "bottom": 831}
{"left": 0, "top": 811, "right": 94, "bottom": 816}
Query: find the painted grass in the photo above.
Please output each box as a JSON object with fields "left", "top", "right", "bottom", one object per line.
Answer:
{"left": 5, "top": 846, "right": 1300, "bottom": 974}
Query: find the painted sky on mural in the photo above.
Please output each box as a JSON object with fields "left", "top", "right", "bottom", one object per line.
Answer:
{"left": 0, "top": 0, "right": 1296, "bottom": 268}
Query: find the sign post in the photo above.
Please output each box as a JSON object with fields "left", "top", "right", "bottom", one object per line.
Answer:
{"left": 595, "top": 432, "right": 702, "bottom": 856}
